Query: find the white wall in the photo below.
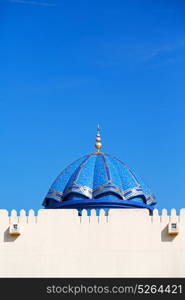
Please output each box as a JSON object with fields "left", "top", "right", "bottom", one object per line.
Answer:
{"left": 0, "top": 208, "right": 185, "bottom": 277}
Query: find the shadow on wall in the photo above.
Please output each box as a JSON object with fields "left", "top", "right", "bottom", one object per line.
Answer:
{"left": 3, "top": 224, "right": 178, "bottom": 243}
{"left": 4, "top": 228, "right": 18, "bottom": 243}
{"left": 161, "top": 225, "right": 177, "bottom": 242}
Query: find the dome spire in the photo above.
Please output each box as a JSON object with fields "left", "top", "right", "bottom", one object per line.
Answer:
{"left": 95, "top": 124, "right": 102, "bottom": 152}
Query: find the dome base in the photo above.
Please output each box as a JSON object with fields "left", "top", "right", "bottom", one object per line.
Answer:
{"left": 45, "top": 197, "right": 155, "bottom": 212}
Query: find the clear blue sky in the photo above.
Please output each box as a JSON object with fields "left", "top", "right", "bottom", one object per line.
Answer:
{"left": 1, "top": 0, "right": 185, "bottom": 213}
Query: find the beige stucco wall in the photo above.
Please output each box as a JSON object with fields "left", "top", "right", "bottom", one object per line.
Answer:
{"left": 0, "top": 208, "right": 185, "bottom": 277}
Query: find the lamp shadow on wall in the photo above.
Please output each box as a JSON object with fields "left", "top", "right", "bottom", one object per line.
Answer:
{"left": 4, "top": 228, "right": 18, "bottom": 243}
{"left": 161, "top": 225, "right": 177, "bottom": 242}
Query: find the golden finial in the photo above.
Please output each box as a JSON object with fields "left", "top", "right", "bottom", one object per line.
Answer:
{"left": 95, "top": 124, "right": 102, "bottom": 151}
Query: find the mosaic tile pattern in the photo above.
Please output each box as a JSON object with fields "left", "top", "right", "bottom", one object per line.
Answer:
{"left": 43, "top": 152, "right": 156, "bottom": 210}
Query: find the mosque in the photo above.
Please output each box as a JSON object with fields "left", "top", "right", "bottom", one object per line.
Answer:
{"left": 0, "top": 127, "right": 185, "bottom": 277}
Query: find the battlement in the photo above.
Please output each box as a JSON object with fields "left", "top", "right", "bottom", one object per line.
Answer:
{"left": 1, "top": 208, "right": 185, "bottom": 277}
{"left": 0, "top": 208, "right": 185, "bottom": 224}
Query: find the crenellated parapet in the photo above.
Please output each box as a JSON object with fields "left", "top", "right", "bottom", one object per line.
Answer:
{"left": 0, "top": 208, "right": 185, "bottom": 224}
{"left": 0, "top": 209, "right": 38, "bottom": 224}
{"left": 152, "top": 208, "right": 184, "bottom": 223}
{"left": 1, "top": 208, "right": 185, "bottom": 277}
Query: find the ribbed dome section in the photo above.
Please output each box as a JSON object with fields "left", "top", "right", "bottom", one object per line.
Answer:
{"left": 43, "top": 152, "right": 156, "bottom": 211}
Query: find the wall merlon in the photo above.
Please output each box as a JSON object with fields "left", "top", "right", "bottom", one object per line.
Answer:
{"left": 169, "top": 208, "right": 178, "bottom": 223}
{"left": 9, "top": 209, "right": 18, "bottom": 224}
{"left": 99, "top": 209, "right": 108, "bottom": 223}
{"left": 89, "top": 209, "right": 99, "bottom": 223}
{"left": 179, "top": 209, "right": 185, "bottom": 223}
{"left": 160, "top": 208, "right": 168, "bottom": 223}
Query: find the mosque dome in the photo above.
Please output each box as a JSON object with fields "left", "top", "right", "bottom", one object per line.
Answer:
{"left": 43, "top": 126, "right": 156, "bottom": 212}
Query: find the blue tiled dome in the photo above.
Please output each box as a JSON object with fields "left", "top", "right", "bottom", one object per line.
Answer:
{"left": 43, "top": 152, "right": 156, "bottom": 212}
